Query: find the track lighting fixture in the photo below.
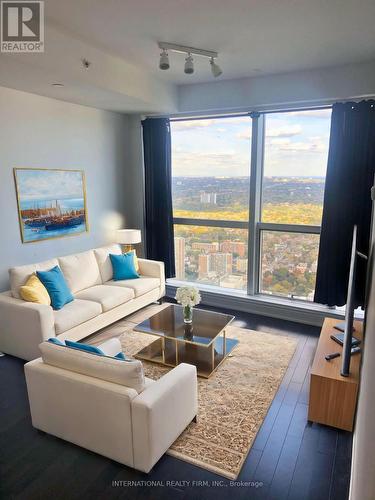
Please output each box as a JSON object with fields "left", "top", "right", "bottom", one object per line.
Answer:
{"left": 157, "top": 42, "right": 222, "bottom": 78}
{"left": 210, "top": 57, "right": 222, "bottom": 78}
{"left": 184, "top": 53, "right": 194, "bottom": 74}
{"left": 159, "top": 49, "right": 170, "bottom": 70}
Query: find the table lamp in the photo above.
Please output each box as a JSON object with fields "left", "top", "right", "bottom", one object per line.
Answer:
{"left": 115, "top": 229, "right": 141, "bottom": 253}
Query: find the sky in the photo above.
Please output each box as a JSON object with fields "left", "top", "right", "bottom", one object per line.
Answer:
{"left": 16, "top": 169, "right": 84, "bottom": 201}
{"left": 171, "top": 108, "right": 332, "bottom": 177}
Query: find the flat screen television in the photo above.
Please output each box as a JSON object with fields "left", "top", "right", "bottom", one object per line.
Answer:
{"left": 341, "top": 226, "right": 359, "bottom": 376}
{"left": 340, "top": 225, "right": 369, "bottom": 376}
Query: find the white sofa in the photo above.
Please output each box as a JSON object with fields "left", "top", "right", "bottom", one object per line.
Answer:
{"left": 0, "top": 244, "right": 165, "bottom": 361}
{"left": 25, "top": 337, "right": 198, "bottom": 473}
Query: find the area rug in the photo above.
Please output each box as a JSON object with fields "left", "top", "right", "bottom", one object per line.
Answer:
{"left": 112, "top": 307, "right": 298, "bottom": 480}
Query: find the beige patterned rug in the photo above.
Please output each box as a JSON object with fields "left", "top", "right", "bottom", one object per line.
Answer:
{"left": 88, "top": 304, "right": 297, "bottom": 479}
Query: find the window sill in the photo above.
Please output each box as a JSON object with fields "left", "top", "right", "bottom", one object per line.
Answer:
{"left": 166, "top": 279, "right": 360, "bottom": 327}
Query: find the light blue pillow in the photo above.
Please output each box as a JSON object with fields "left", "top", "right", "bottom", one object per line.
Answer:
{"left": 36, "top": 266, "right": 74, "bottom": 310}
{"left": 47, "top": 338, "right": 128, "bottom": 361}
{"left": 114, "top": 351, "right": 127, "bottom": 360}
{"left": 65, "top": 340, "right": 127, "bottom": 361}
{"left": 65, "top": 340, "right": 104, "bottom": 355}
{"left": 48, "top": 337, "right": 66, "bottom": 346}
{"left": 110, "top": 253, "right": 139, "bottom": 281}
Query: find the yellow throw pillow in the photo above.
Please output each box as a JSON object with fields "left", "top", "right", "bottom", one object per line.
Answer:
{"left": 129, "top": 249, "right": 139, "bottom": 272}
{"left": 20, "top": 274, "right": 51, "bottom": 305}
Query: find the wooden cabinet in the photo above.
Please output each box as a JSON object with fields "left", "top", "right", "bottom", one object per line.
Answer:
{"left": 308, "top": 317, "right": 362, "bottom": 431}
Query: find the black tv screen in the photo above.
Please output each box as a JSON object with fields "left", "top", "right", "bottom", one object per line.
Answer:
{"left": 341, "top": 225, "right": 358, "bottom": 377}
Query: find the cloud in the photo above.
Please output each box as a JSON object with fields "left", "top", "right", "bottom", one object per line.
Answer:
{"left": 17, "top": 170, "right": 83, "bottom": 201}
{"left": 237, "top": 129, "right": 251, "bottom": 140}
{"left": 171, "top": 119, "right": 215, "bottom": 131}
{"left": 288, "top": 109, "right": 332, "bottom": 119}
{"left": 172, "top": 150, "right": 249, "bottom": 177}
{"left": 171, "top": 116, "right": 249, "bottom": 132}
{"left": 266, "top": 124, "right": 302, "bottom": 138}
{"left": 267, "top": 136, "right": 327, "bottom": 153}
{"left": 236, "top": 124, "right": 302, "bottom": 141}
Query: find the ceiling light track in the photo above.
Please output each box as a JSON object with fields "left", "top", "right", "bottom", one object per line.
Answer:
{"left": 158, "top": 41, "right": 222, "bottom": 78}
{"left": 158, "top": 42, "right": 218, "bottom": 59}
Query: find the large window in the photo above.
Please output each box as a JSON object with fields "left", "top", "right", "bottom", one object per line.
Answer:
{"left": 171, "top": 109, "right": 332, "bottom": 301}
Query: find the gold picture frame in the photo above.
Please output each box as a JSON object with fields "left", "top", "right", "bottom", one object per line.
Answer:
{"left": 14, "top": 168, "right": 89, "bottom": 244}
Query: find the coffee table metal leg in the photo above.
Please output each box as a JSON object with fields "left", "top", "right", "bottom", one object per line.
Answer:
{"left": 175, "top": 339, "right": 179, "bottom": 366}
{"left": 211, "top": 342, "right": 215, "bottom": 372}
{"left": 223, "top": 329, "right": 226, "bottom": 356}
{"left": 161, "top": 338, "right": 165, "bottom": 364}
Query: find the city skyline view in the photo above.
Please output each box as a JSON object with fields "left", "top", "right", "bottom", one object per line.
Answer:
{"left": 171, "top": 110, "right": 331, "bottom": 300}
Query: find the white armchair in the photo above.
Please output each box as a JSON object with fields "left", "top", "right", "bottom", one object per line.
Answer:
{"left": 24, "top": 338, "right": 198, "bottom": 473}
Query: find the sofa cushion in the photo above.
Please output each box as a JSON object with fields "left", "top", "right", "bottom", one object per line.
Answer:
{"left": 107, "top": 277, "right": 160, "bottom": 297}
{"left": 75, "top": 285, "right": 134, "bottom": 312}
{"left": 39, "top": 341, "right": 145, "bottom": 393}
{"left": 94, "top": 244, "right": 122, "bottom": 283}
{"left": 58, "top": 250, "right": 101, "bottom": 294}
{"left": 9, "top": 258, "right": 59, "bottom": 299}
{"left": 53, "top": 299, "right": 102, "bottom": 335}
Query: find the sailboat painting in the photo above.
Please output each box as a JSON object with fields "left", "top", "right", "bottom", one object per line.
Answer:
{"left": 14, "top": 168, "right": 88, "bottom": 243}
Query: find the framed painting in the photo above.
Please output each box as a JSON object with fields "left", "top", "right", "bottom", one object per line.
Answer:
{"left": 14, "top": 168, "right": 89, "bottom": 243}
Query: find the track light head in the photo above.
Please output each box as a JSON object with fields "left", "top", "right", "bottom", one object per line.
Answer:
{"left": 159, "top": 49, "right": 170, "bottom": 70}
{"left": 210, "top": 57, "right": 223, "bottom": 78}
{"left": 184, "top": 53, "right": 194, "bottom": 74}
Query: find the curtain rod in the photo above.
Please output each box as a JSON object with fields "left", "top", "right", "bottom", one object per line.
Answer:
{"left": 168, "top": 105, "right": 333, "bottom": 122}
{"left": 145, "top": 96, "right": 375, "bottom": 121}
{"left": 146, "top": 104, "right": 333, "bottom": 122}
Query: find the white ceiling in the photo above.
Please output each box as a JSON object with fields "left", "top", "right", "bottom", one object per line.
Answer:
{"left": 0, "top": 0, "right": 374, "bottom": 113}
{"left": 46, "top": 0, "right": 375, "bottom": 83}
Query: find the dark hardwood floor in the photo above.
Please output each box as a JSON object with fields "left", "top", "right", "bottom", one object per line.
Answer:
{"left": 0, "top": 305, "right": 352, "bottom": 500}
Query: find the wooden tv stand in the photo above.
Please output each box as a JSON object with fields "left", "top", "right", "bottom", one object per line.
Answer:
{"left": 308, "top": 317, "right": 363, "bottom": 431}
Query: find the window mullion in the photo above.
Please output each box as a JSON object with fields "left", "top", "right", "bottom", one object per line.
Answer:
{"left": 247, "top": 113, "right": 265, "bottom": 296}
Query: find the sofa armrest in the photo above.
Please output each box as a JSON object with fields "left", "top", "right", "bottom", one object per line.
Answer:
{"left": 138, "top": 258, "right": 165, "bottom": 280}
{"left": 131, "top": 363, "right": 198, "bottom": 472}
{"left": 0, "top": 292, "right": 55, "bottom": 360}
{"left": 138, "top": 258, "right": 165, "bottom": 298}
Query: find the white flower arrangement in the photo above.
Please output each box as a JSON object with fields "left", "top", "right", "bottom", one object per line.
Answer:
{"left": 175, "top": 286, "right": 201, "bottom": 307}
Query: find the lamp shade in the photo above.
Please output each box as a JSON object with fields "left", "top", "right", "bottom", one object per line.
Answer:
{"left": 115, "top": 229, "right": 141, "bottom": 245}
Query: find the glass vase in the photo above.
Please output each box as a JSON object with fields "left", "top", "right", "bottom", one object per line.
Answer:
{"left": 183, "top": 305, "right": 193, "bottom": 324}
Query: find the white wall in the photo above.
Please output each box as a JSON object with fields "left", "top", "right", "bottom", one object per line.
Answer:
{"left": 122, "top": 115, "right": 146, "bottom": 255}
{"left": 349, "top": 222, "right": 375, "bottom": 500}
{"left": 178, "top": 60, "right": 375, "bottom": 113}
{"left": 0, "top": 86, "right": 130, "bottom": 291}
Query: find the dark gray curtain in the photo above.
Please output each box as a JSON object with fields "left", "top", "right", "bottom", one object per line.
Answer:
{"left": 314, "top": 100, "right": 375, "bottom": 307}
{"left": 142, "top": 118, "right": 175, "bottom": 278}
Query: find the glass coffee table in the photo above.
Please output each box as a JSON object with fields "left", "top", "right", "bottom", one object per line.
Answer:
{"left": 133, "top": 304, "right": 238, "bottom": 378}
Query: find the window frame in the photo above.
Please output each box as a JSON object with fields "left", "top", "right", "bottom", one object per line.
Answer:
{"left": 171, "top": 106, "right": 330, "bottom": 302}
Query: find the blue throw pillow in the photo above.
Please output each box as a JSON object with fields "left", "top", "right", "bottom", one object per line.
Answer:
{"left": 36, "top": 266, "right": 74, "bottom": 310}
{"left": 50, "top": 339, "right": 127, "bottom": 361}
{"left": 110, "top": 253, "right": 139, "bottom": 281}
{"left": 114, "top": 351, "right": 127, "bottom": 360}
{"left": 48, "top": 337, "right": 66, "bottom": 346}
{"left": 65, "top": 340, "right": 104, "bottom": 355}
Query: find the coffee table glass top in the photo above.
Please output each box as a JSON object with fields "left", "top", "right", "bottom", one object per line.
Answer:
{"left": 134, "top": 304, "right": 234, "bottom": 347}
